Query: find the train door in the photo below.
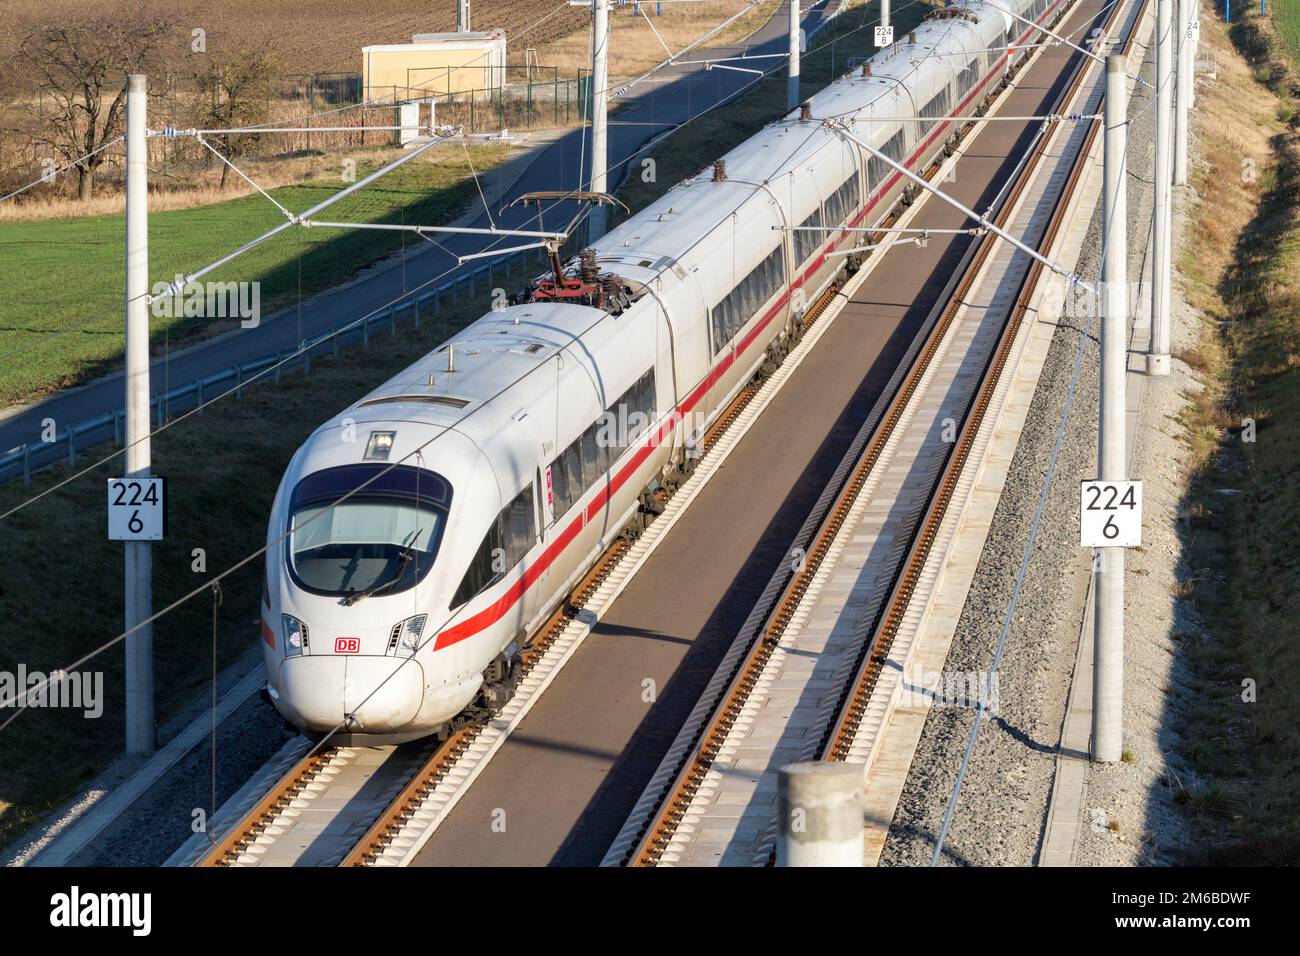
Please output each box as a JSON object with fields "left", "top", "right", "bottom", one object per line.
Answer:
{"left": 703, "top": 213, "right": 739, "bottom": 425}
{"left": 509, "top": 401, "right": 555, "bottom": 624}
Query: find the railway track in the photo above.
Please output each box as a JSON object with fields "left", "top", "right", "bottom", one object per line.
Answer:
{"left": 821, "top": 0, "right": 1148, "bottom": 770}
{"left": 190, "top": 271, "right": 846, "bottom": 868}
{"left": 603, "top": 0, "right": 1148, "bottom": 867}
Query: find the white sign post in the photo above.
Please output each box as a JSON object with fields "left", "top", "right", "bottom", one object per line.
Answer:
{"left": 874, "top": 25, "right": 894, "bottom": 47}
{"left": 1079, "top": 479, "right": 1141, "bottom": 548}
{"left": 108, "top": 477, "right": 167, "bottom": 541}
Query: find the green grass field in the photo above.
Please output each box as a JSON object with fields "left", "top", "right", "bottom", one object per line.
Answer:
{"left": 0, "top": 144, "right": 507, "bottom": 406}
{"left": 1273, "top": 1, "right": 1300, "bottom": 67}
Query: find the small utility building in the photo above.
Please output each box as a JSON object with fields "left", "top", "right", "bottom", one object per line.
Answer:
{"left": 362, "top": 31, "right": 508, "bottom": 102}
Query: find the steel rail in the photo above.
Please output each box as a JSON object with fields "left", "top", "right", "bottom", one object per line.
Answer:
{"left": 196, "top": 748, "right": 341, "bottom": 866}
{"left": 618, "top": 0, "right": 1137, "bottom": 867}
{"left": 818, "top": 0, "right": 1149, "bottom": 768}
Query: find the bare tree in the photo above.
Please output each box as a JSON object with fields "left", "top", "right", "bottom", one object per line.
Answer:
{"left": 191, "top": 44, "right": 279, "bottom": 190}
{"left": 16, "top": 16, "right": 173, "bottom": 201}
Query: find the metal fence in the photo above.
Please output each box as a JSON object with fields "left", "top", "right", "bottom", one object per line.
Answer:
{"left": 382, "top": 67, "right": 593, "bottom": 134}
{"left": 7, "top": 64, "right": 588, "bottom": 195}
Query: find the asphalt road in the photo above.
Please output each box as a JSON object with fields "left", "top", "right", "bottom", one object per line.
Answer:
{"left": 0, "top": 1, "right": 840, "bottom": 455}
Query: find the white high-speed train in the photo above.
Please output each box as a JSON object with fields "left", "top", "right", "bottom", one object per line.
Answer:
{"left": 261, "top": 0, "right": 1069, "bottom": 743}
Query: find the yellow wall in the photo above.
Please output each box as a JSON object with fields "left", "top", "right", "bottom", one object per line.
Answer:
{"left": 363, "top": 43, "right": 502, "bottom": 100}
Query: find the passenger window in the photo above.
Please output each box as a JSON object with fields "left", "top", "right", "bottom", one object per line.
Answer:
{"left": 710, "top": 248, "right": 785, "bottom": 355}
{"left": 449, "top": 483, "right": 536, "bottom": 610}
{"left": 545, "top": 368, "right": 657, "bottom": 518}
{"left": 582, "top": 422, "right": 604, "bottom": 477}
{"left": 505, "top": 484, "right": 536, "bottom": 564}
{"left": 561, "top": 440, "right": 583, "bottom": 513}
{"left": 795, "top": 205, "right": 823, "bottom": 264}
{"left": 451, "top": 520, "right": 503, "bottom": 609}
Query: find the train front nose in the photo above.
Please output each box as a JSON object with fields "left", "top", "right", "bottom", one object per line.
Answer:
{"left": 275, "top": 655, "right": 425, "bottom": 734}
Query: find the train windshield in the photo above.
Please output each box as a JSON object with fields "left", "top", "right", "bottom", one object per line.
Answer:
{"left": 287, "top": 464, "right": 452, "bottom": 600}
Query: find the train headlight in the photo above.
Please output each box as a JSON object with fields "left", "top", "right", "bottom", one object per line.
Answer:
{"left": 364, "top": 430, "right": 396, "bottom": 461}
{"left": 390, "top": 614, "right": 427, "bottom": 657}
{"left": 283, "top": 614, "right": 309, "bottom": 656}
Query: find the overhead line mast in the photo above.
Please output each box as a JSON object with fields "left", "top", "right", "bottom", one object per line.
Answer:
{"left": 788, "top": 0, "right": 801, "bottom": 111}
{"left": 124, "top": 74, "right": 155, "bottom": 756}
{"left": 1148, "top": 0, "right": 1172, "bottom": 375}
{"left": 587, "top": 0, "right": 612, "bottom": 241}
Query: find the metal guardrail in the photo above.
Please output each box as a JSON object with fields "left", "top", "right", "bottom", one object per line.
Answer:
{"left": 0, "top": 243, "right": 556, "bottom": 488}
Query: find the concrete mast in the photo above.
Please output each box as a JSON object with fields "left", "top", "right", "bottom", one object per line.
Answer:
{"left": 1173, "top": 0, "right": 1191, "bottom": 186}
{"left": 588, "top": 0, "right": 610, "bottom": 241}
{"left": 776, "top": 762, "right": 864, "bottom": 866}
{"left": 1148, "top": 0, "right": 1173, "bottom": 376}
{"left": 788, "top": 0, "right": 801, "bottom": 112}
{"left": 124, "top": 74, "right": 155, "bottom": 755}
{"left": 1093, "top": 56, "right": 1129, "bottom": 763}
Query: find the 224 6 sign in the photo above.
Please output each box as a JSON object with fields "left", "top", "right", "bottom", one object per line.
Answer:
{"left": 107, "top": 477, "right": 167, "bottom": 541}
{"left": 1079, "top": 479, "right": 1141, "bottom": 547}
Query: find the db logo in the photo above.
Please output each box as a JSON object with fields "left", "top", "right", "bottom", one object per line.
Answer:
{"left": 334, "top": 637, "right": 361, "bottom": 654}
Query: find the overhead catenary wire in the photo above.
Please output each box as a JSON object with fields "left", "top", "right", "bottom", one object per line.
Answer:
{"left": 209, "top": 581, "right": 222, "bottom": 842}
{"left": 194, "top": 133, "right": 296, "bottom": 221}
{"left": 0, "top": 0, "right": 930, "bottom": 522}
{"left": 0, "top": 136, "right": 125, "bottom": 205}
{"left": 462, "top": 140, "right": 497, "bottom": 229}
{"left": 825, "top": 119, "right": 1080, "bottom": 280}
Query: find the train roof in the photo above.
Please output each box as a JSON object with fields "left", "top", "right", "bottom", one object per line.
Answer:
{"left": 590, "top": 8, "right": 993, "bottom": 272}
{"left": 332, "top": 303, "right": 604, "bottom": 431}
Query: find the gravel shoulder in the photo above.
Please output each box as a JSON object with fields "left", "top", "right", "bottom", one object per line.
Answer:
{"left": 4, "top": 645, "right": 290, "bottom": 867}
{"left": 881, "top": 17, "right": 1199, "bottom": 866}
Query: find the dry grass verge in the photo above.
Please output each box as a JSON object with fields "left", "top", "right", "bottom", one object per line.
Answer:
{"left": 1172, "top": 7, "right": 1300, "bottom": 865}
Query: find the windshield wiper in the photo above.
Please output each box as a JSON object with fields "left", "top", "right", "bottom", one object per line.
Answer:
{"left": 339, "top": 530, "right": 422, "bottom": 606}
